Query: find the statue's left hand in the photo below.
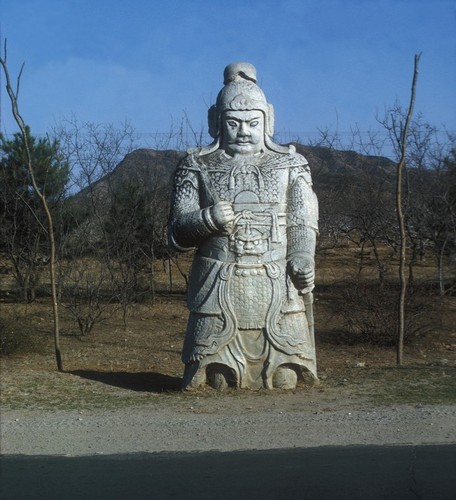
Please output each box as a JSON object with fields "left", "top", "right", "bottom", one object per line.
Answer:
{"left": 288, "top": 255, "right": 315, "bottom": 293}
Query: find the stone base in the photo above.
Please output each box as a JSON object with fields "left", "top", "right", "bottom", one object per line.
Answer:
{"left": 182, "top": 329, "right": 317, "bottom": 391}
{"left": 272, "top": 366, "right": 298, "bottom": 389}
{"left": 206, "top": 363, "right": 236, "bottom": 390}
{"left": 182, "top": 359, "right": 317, "bottom": 391}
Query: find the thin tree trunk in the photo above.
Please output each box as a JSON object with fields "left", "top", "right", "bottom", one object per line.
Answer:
{"left": 166, "top": 258, "right": 173, "bottom": 293}
{"left": 438, "top": 235, "right": 448, "bottom": 297}
{"left": 1, "top": 46, "right": 63, "bottom": 371}
{"left": 408, "top": 243, "right": 417, "bottom": 292}
{"left": 171, "top": 255, "right": 189, "bottom": 288}
{"left": 396, "top": 53, "right": 421, "bottom": 366}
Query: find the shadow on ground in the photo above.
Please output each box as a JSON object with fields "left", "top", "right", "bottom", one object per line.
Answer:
{"left": 69, "top": 370, "right": 182, "bottom": 393}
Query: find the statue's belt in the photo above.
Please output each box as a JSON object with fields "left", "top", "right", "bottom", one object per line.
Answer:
{"left": 197, "top": 243, "right": 287, "bottom": 264}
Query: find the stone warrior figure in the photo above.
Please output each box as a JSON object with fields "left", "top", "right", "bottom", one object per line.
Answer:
{"left": 169, "top": 62, "right": 318, "bottom": 390}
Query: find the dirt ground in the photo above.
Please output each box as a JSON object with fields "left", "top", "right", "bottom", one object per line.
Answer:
{"left": 1, "top": 251, "right": 456, "bottom": 413}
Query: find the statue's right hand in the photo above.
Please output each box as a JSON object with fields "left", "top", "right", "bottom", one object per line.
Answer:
{"left": 211, "top": 201, "right": 235, "bottom": 229}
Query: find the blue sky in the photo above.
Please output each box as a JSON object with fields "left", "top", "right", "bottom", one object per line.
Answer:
{"left": 1, "top": 0, "right": 455, "bottom": 149}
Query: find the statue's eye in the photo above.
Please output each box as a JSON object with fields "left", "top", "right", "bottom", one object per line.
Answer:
{"left": 250, "top": 121, "right": 259, "bottom": 127}
{"left": 227, "top": 121, "right": 238, "bottom": 128}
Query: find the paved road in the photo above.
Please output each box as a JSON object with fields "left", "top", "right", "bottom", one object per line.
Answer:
{"left": 1, "top": 444, "right": 455, "bottom": 499}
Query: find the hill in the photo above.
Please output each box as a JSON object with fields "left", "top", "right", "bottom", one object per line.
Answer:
{"left": 72, "top": 148, "right": 185, "bottom": 206}
{"left": 71, "top": 144, "right": 396, "bottom": 205}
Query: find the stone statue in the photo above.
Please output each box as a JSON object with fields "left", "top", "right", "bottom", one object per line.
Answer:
{"left": 169, "top": 62, "right": 318, "bottom": 390}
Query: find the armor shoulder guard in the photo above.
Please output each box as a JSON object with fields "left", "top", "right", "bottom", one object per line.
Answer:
{"left": 177, "top": 151, "right": 203, "bottom": 173}
{"left": 289, "top": 149, "right": 309, "bottom": 167}
{"left": 289, "top": 158, "right": 313, "bottom": 187}
{"left": 257, "top": 150, "right": 307, "bottom": 170}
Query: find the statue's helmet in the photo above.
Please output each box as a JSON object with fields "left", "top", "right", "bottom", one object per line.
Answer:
{"left": 208, "top": 62, "right": 275, "bottom": 139}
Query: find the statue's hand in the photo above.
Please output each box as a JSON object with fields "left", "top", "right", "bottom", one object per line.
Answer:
{"left": 288, "top": 254, "right": 315, "bottom": 293}
{"left": 211, "top": 201, "right": 235, "bottom": 229}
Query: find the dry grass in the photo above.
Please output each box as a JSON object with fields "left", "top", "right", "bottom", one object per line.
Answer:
{"left": 1, "top": 248, "right": 455, "bottom": 411}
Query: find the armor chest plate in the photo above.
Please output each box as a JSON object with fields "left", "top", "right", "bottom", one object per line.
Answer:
{"left": 206, "top": 159, "right": 289, "bottom": 205}
{"left": 203, "top": 155, "right": 290, "bottom": 263}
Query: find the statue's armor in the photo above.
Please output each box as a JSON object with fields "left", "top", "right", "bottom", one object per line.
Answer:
{"left": 169, "top": 147, "right": 319, "bottom": 389}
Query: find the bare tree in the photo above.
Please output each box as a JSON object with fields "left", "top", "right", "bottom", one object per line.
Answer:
{"left": 54, "top": 122, "right": 180, "bottom": 330}
{"left": 391, "top": 53, "right": 421, "bottom": 365}
{"left": 426, "top": 145, "right": 456, "bottom": 295}
{"left": 144, "top": 112, "right": 208, "bottom": 152}
{"left": 0, "top": 41, "right": 63, "bottom": 371}
{"left": 53, "top": 117, "right": 136, "bottom": 192}
{"left": 54, "top": 119, "right": 138, "bottom": 332}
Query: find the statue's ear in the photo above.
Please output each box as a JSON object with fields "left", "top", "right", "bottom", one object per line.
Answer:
{"left": 208, "top": 105, "right": 218, "bottom": 138}
{"left": 265, "top": 104, "right": 275, "bottom": 137}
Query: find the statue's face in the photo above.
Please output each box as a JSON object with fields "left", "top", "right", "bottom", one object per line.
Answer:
{"left": 221, "top": 110, "right": 265, "bottom": 156}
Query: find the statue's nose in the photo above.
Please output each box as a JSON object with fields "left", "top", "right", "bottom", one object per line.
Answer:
{"left": 238, "top": 122, "right": 250, "bottom": 136}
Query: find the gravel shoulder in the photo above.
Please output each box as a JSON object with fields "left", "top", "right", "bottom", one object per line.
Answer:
{"left": 2, "top": 398, "right": 456, "bottom": 456}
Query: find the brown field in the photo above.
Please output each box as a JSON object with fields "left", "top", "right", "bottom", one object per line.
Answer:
{"left": 1, "top": 249, "right": 455, "bottom": 412}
